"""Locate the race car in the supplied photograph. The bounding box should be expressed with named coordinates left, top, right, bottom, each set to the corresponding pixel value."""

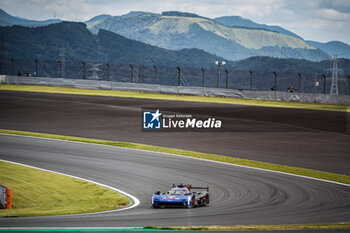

left=151, top=184, right=209, bottom=208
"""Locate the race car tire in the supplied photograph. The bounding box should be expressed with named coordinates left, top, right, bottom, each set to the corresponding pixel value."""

left=187, top=197, right=194, bottom=208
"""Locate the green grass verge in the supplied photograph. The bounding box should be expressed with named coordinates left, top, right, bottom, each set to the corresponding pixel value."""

left=0, top=161, right=130, bottom=217
left=1, top=129, right=350, bottom=187
left=144, top=222, right=350, bottom=231
left=0, top=84, right=348, bottom=112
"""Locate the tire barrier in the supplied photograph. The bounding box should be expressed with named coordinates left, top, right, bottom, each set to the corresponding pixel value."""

left=0, top=185, right=12, bottom=209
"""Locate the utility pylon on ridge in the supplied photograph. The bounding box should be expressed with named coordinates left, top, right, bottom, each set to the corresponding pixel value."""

left=330, top=55, right=339, bottom=95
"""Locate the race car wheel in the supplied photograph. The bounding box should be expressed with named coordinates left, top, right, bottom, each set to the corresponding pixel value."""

left=187, top=197, right=194, bottom=208
left=203, top=198, right=207, bottom=206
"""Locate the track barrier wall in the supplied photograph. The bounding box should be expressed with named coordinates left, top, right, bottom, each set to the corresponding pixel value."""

left=1, top=75, right=350, bottom=105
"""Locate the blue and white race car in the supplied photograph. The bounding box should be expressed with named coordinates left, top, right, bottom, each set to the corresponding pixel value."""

left=152, top=184, right=209, bottom=208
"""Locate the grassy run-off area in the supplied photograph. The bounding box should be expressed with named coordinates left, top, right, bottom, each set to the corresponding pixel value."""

left=0, top=161, right=130, bottom=217
left=0, top=84, right=348, bottom=112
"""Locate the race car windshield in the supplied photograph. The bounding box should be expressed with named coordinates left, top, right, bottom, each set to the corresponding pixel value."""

left=168, top=189, right=188, bottom=195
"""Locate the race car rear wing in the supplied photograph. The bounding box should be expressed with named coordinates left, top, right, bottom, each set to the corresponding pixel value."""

left=187, top=185, right=209, bottom=192
left=173, top=184, right=209, bottom=191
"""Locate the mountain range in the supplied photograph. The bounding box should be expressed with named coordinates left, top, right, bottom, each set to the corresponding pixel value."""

left=0, top=9, right=61, bottom=27
left=82, top=11, right=350, bottom=61
left=306, top=40, right=350, bottom=59
left=214, top=16, right=302, bottom=40
left=86, top=11, right=329, bottom=61
left=0, top=21, right=223, bottom=67
left=2, top=21, right=350, bottom=75
left=213, top=15, right=350, bottom=59
left=1, top=8, right=350, bottom=63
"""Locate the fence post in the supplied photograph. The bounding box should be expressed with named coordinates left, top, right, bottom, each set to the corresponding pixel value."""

left=322, top=74, right=326, bottom=94
left=217, top=63, right=221, bottom=88
left=82, top=62, right=86, bottom=80
left=249, top=70, right=253, bottom=90
left=130, top=64, right=133, bottom=82
left=225, top=69, right=228, bottom=89
left=106, top=63, right=110, bottom=81
left=201, top=68, right=204, bottom=87
left=297, top=73, right=301, bottom=93
left=177, top=66, right=181, bottom=86
left=34, top=60, right=38, bottom=77
left=154, top=65, right=158, bottom=84
left=273, top=72, right=277, bottom=91
left=11, top=58, right=14, bottom=76
left=57, top=61, right=62, bottom=78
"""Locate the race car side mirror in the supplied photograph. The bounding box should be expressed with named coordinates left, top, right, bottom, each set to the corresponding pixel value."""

left=155, top=191, right=161, bottom=195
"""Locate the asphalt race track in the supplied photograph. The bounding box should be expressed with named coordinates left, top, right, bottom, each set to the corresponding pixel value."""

left=0, top=90, right=350, bottom=231
left=1, top=134, right=350, bottom=228
left=0, top=91, right=349, bottom=175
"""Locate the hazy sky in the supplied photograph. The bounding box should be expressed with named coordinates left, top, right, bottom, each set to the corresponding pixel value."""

left=1, top=0, right=350, bottom=44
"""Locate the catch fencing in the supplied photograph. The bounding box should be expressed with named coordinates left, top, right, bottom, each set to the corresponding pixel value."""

left=1, top=58, right=350, bottom=95
left=2, top=75, right=350, bottom=105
